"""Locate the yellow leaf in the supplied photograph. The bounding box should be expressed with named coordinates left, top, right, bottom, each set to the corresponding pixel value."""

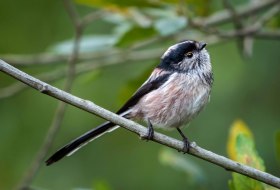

left=227, top=119, right=253, bottom=161
left=227, top=119, right=267, bottom=190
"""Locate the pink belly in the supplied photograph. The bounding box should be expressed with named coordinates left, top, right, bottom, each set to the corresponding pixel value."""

left=130, top=77, right=210, bottom=129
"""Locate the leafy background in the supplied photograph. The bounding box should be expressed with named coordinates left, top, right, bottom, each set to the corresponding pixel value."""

left=0, top=0, right=280, bottom=189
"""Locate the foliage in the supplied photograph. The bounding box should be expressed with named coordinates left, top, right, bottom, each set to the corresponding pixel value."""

left=227, top=120, right=278, bottom=190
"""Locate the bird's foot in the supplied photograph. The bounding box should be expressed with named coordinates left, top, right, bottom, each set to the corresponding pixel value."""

left=182, top=137, right=190, bottom=153
left=141, top=119, right=154, bottom=141
left=177, top=128, right=190, bottom=153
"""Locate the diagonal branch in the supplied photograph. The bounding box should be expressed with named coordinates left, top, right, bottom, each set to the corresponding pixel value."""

left=1, top=59, right=280, bottom=189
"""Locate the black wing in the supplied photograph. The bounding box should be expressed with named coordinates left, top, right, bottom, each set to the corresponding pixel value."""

left=117, top=72, right=171, bottom=114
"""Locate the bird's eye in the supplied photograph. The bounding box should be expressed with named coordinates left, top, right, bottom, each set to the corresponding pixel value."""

left=185, top=52, right=193, bottom=58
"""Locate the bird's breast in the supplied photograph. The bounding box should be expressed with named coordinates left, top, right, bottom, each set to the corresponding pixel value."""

left=130, top=73, right=211, bottom=129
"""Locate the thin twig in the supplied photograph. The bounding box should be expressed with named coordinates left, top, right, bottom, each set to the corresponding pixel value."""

left=0, top=33, right=223, bottom=100
left=255, top=30, right=280, bottom=39
left=135, top=0, right=280, bottom=50
left=253, top=4, right=280, bottom=29
left=223, top=0, right=243, bottom=29
left=0, top=48, right=162, bottom=99
left=0, top=50, right=121, bottom=66
left=223, top=0, right=248, bottom=57
left=193, top=0, right=279, bottom=27
left=1, top=59, right=280, bottom=189
left=15, top=0, right=82, bottom=189
left=0, top=53, right=68, bottom=66
left=190, top=3, right=280, bottom=40
left=81, top=10, right=106, bottom=27
left=2, top=0, right=279, bottom=67
left=64, top=0, right=81, bottom=28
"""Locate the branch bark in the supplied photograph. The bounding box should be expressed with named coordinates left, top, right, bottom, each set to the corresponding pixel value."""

left=1, top=59, right=280, bottom=189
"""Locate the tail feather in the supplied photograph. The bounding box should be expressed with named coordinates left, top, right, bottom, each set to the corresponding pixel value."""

left=45, top=121, right=117, bottom=166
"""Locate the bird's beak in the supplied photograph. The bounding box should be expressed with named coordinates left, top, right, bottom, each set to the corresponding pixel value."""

left=198, top=42, right=207, bottom=50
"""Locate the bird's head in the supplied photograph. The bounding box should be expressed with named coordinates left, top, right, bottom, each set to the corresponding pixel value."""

left=159, top=40, right=211, bottom=73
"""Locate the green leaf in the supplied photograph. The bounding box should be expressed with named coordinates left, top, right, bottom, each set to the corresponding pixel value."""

left=227, top=120, right=266, bottom=190
left=116, top=26, right=157, bottom=47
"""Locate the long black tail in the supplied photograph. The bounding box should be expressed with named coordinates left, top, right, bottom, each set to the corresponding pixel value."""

left=45, top=121, right=116, bottom=166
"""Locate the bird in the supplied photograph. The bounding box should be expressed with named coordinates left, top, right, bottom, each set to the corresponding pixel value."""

left=46, top=40, right=213, bottom=166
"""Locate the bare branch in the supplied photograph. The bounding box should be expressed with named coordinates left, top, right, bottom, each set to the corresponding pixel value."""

left=81, top=10, right=107, bottom=27
left=191, top=3, right=280, bottom=40
left=0, top=33, right=224, bottom=100
left=1, top=59, right=280, bottom=188
left=0, top=50, right=121, bottom=66
left=2, top=0, right=279, bottom=67
left=256, top=4, right=280, bottom=25
left=0, top=48, right=161, bottom=99
left=223, top=0, right=243, bottom=29
left=63, top=0, right=81, bottom=28
left=0, top=53, right=68, bottom=66
left=193, top=0, right=280, bottom=27
left=223, top=0, right=248, bottom=56
left=255, top=30, right=280, bottom=39
left=15, top=0, right=82, bottom=189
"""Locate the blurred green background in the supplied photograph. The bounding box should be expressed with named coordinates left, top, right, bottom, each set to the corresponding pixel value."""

left=0, top=0, right=280, bottom=189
